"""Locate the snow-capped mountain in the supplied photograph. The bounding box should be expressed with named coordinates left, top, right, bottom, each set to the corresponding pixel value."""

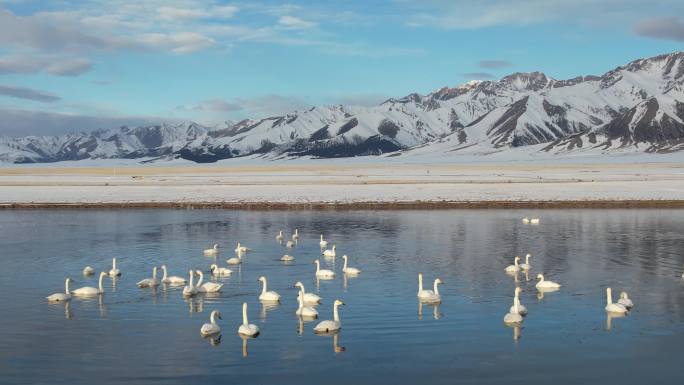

left=2, top=52, right=684, bottom=163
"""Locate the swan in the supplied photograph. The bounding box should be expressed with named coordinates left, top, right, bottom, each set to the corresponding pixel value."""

left=201, top=310, right=222, bottom=336
left=182, top=270, right=198, bottom=297
left=286, top=240, right=295, bottom=248
left=276, top=230, right=284, bottom=242
left=519, top=254, right=532, bottom=270
left=314, top=259, right=335, bottom=278
left=618, top=291, right=634, bottom=309
left=322, top=245, right=336, bottom=258
left=238, top=302, right=260, bottom=337
left=280, top=254, right=295, bottom=261
left=73, top=272, right=106, bottom=296
left=203, top=244, right=218, bottom=255
left=313, top=299, right=344, bottom=333
left=160, top=265, right=186, bottom=285
left=420, top=278, right=443, bottom=303
left=137, top=266, right=159, bottom=288
left=535, top=273, right=561, bottom=289
left=417, top=273, right=432, bottom=298
left=83, top=266, right=95, bottom=276
left=258, top=276, right=280, bottom=302
left=296, top=291, right=319, bottom=317
left=294, top=281, right=321, bottom=304
left=108, top=257, right=121, bottom=277
left=319, top=234, right=328, bottom=248
left=530, top=218, right=540, bottom=225
left=226, top=255, right=242, bottom=265
left=605, top=287, right=628, bottom=314
left=509, top=287, right=528, bottom=316
left=341, top=255, right=361, bottom=275
left=47, top=278, right=74, bottom=302
left=195, top=270, right=223, bottom=293
left=210, top=264, right=232, bottom=276
left=504, top=300, right=524, bottom=324
left=235, top=241, right=251, bottom=253
left=292, top=229, right=300, bottom=240
left=505, top=256, right=521, bottom=273
left=522, top=217, right=530, bottom=224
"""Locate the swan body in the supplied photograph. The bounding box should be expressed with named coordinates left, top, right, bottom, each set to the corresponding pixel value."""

left=296, top=291, right=319, bottom=317
left=286, top=240, right=295, bottom=248
left=160, top=265, right=186, bottom=285
left=238, top=302, right=260, bottom=337
left=314, top=259, right=335, bottom=278
left=280, top=254, right=295, bottom=261
left=137, top=266, right=159, bottom=288
left=201, top=310, right=222, bottom=336
left=196, top=270, right=223, bottom=293
left=519, top=254, right=532, bottom=270
left=47, top=278, right=73, bottom=302
left=605, top=287, right=628, bottom=314
left=419, top=277, right=443, bottom=303
left=294, top=281, right=321, bottom=304
left=319, top=234, right=328, bottom=248
left=210, top=264, right=232, bottom=276
left=504, top=301, right=524, bottom=324
left=73, top=272, right=106, bottom=296
left=204, top=244, right=218, bottom=255
left=108, top=257, right=121, bottom=277
left=342, top=255, right=361, bottom=275
left=235, top=241, right=251, bottom=253
left=535, top=273, right=561, bottom=289
left=509, top=287, right=527, bottom=316
left=292, top=229, right=300, bottom=240
left=417, top=273, right=437, bottom=300
left=83, top=266, right=95, bottom=276
left=276, top=230, right=284, bottom=242
left=226, top=255, right=242, bottom=265
left=522, top=217, right=530, bottom=224
left=530, top=218, right=540, bottom=225
left=182, top=270, right=198, bottom=297
left=505, top=256, right=521, bottom=273
left=314, top=299, right=344, bottom=333
left=322, top=245, right=336, bottom=258
left=258, top=276, right=280, bottom=301
left=618, top=291, right=634, bottom=309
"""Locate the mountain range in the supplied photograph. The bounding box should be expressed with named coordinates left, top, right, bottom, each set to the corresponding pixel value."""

left=2, top=52, right=684, bottom=163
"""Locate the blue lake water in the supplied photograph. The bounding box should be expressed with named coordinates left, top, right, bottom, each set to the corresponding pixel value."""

left=1, top=209, right=684, bottom=385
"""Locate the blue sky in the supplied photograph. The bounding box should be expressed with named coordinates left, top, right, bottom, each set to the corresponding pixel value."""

left=0, top=0, right=683, bottom=136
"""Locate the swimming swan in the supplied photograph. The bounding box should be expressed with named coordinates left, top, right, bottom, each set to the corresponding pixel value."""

left=322, top=245, right=336, bottom=258
left=296, top=291, right=319, bottom=318
left=530, top=218, right=540, bottom=225
left=605, top=287, right=628, bottom=314
left=137, top=266, right=159, bottom=288
left=238, top=302, right=260, bottom=337
left=314, top=259, right=335, bottom=278
left=235, top=241, right=251, bottom=253
left=314, top=299, right=344, bottom=333
left=108, top=257, right=121, bottom=276
left=276, top=230, right=284, bottom=242
left=280, top=254, right=295, bottom=261
left=505, top=256, right=521, bottom=273
left=294, top=281, right=321, bottom=304
left=292, top=229, right=300, bottom=240
left=182, top=270, right=198, bottom=297
left=509, top=287, right=528, bottom=316
left=195, top=270, right=223, bottom=293
left=161, top=265, right=187, bottom=285
left=226, top=255, right=242, bottom=265
left=73, top=272, right=106, bottom=296
left=535, top=273, right=561, bottom=289
left=519, top=254, right=532, bottom=270
left=522, top=217, right=530, bottom=224
left=201, top=310, right=222, bottom=336
left=618, top=291, right=634, bottom=309
left=286, top=240, right=295, bottom=248
left=203, top=244, right=218, bottom=255
left=83, top=266, right=95, bottom=276
left=417, top=273, right=440, bottom=300
left=47, top=278, right=74, bottom=302
left=420, top=278, right=443, bottom=303
left=504, top=300, right=524, bottom=324
left=341, top=255, right=361, bottom=275
left=258, top=276, right=280, bottom=302
left=210, top=264, right=232, bottom=276
left=319, top=234, right=328, bottom=248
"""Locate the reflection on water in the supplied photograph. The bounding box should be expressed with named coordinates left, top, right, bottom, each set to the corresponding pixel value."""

left=2, top=209, right=684, bottom=384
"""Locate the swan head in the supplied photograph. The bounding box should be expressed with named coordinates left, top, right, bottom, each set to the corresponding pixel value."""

left=525, top=253, right=531, bottom=258
left=99, top=271, right=107, bottom=278
left=313, top=259, right=320, bottom=265
left=213, top=244, right=218, bottom=249
left=514, top=256, right=520, bottom=262
left=619, top=291, right=629, bottom=299
left=210, top=264, right=218, bottom=271
left=258, top=276, right=266, bottom=283
left=434, top=278, right=443, bottom=285
left=212, top=310, right=223, bottom=320
left=342, top=255, right=348, bottom=260
left=294, top=281, right=303, bottom=289
left=515, top=286, right=522, bottom=295
left=536, top=273, right=544, bottom=280
left=334, top=299, right=345, bottom=306
left=161, top=264, right=167, bottom=270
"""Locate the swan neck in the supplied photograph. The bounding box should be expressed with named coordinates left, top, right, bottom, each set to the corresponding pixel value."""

left=513, top=300, right=519, bottom=314
left=210, top=311, right=217, bottom=324
left=98, top=273, right=104, bottom=292
left=112, top=258, right=116, bottom=269
left=152, top=266, right=157, bottom=280
left=418, top=274, right=423, bottom=291
left=162, top=266, right=167, bottom=280
left=299, top=283, right=306, bottom=294
left=433, top=280, right=440, bottom=295
left=343, top=257, right=348, bottom=269
left=315, top=260, right=320, bottom=272
left=189, top=271, right=194, bottom=288
left=606, top=288, right=612, bottom=305
left=297, top=292, right=303, bottom=310
left=65, top=278, right=70, bottom=294
left=261, top=278, right=267, bottom=294
left=333, top=302, right=340, bottom=322
left=196, top=271, right=203, bottom=287
left=242, top=303, right=248, bottom=325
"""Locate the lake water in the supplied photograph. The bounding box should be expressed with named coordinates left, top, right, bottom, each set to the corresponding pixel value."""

left=1, top=209, right=684, bottom=385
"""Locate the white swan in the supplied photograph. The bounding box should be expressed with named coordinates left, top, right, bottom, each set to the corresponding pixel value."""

left=160, top=265, right=186, bottom=285
left=618, top=291, right=634, bottom=309
left=73, top=272, right=106, bottom=296
left=294, top=281, right=321, bottom=304
left=226, top=255, right=242, bottom=265
left=182, top=270, right=198, bottom=297
left=210, top=264, right=232, bottom=276
left=83, top=266, right=95, bottom=276
left=280, top=254, right=295, bottom=261
left=319, top=234, right=328, bottom=248
left=108, top=257, right=121, bottom=276
left=137, top=266, right=159, bottom=288
left=314, top=259, right=335, bottom=278
left=509, top=287, right=528, bottom=316
left=504, top=300, right=524, bottom=324
left=417, top=273, right=438, bottom=299
left=296, top=291, right=319, bottom=317
left=286, top=240, right=295, bottom=248
left=238, top=302, right=260, bottom=337
left=196, top=270, right=223, bottom=293
left=201, top=310, right=222, bottom=336
left=292, top=229, right=300, bottom=240
left=535, top=273, right=561, bottom=289
left=530, top=218, right=540, bottom=225
left=47, top=278, right=73, bottom=302
left=505, top=256, right=521, bottom=273
left=322, top=245, right=336, bottom=258
left=519, top=254, right=532, bottom=270
left=276, top=230, right=284, bottom=242
left=605, top=287, right=628, bottom=314
left=235, top=241, right=251, bottom=253
left=314, top=299, right=344, bottom=333
left=342, top=255, right=361, bottom=275
left=420, top=278, right=443, bottom=303
left=522, top=217, right=530, bottom=224
left=203, top=244, right=218, bottom=255
left=258, top=276, right=280, bottom=302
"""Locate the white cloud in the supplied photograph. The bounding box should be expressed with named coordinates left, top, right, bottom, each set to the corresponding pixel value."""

left=0, top=84, right=60, bottom=102
left=45, top=58, right=93, bottom=76
left=157, top=5, right=238, bottom=21
left=278, top=15, right=317, bottom=29
left=139, top=32, right=215, bottom=54
left=634, top=17, right=684, bottom=41
left=0, top=55, right=93, bottom=76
